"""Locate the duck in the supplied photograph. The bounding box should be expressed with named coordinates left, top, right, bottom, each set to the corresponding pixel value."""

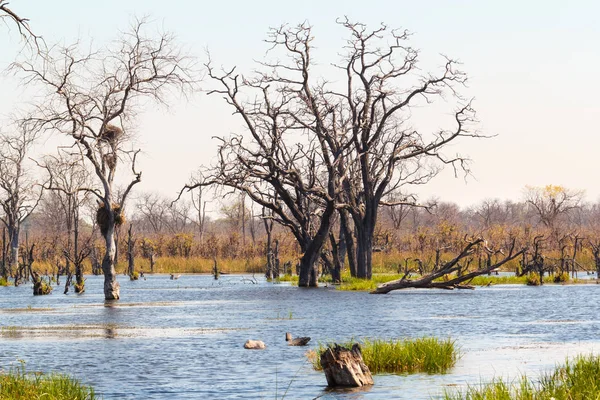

left=286, top=332, right=311, bottom=346
left=170, top=274, right=181, bottom=280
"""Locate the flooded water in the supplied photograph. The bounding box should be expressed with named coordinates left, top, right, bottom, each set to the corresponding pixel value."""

left=1, top=275, right=600, bottom=399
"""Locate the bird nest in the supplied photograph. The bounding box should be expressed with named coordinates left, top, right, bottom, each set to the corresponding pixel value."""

left=99, top=124, right=123, bottom=144
left=96, top=203, right=126, bottom=236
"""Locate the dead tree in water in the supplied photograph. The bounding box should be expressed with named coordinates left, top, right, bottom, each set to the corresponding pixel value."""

left=127, top=224, right=137, bottom=280
left=517, top=235, right=546, bottom=283
left=38, top=153, right=93, bottom=294
left=179, top=23, right=349, bottom=288
left=0, top=128, right=43, bottom=279
left=372, top=238, right=524, bottom=294
left=17, top=19, right=195, bottom=300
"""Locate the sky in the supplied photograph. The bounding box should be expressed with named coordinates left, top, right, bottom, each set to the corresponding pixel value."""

left=1, top=0, right=599, bottom=211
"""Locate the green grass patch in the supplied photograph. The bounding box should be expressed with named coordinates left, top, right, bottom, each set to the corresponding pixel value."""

left=307, top=337, right=458, bottom=374
left=0, top=277, right=11, bottom=287
left=0, top=364, right=97, bottom=399
left=443, top=353, right=600, bottom=400
left=275, top=274, right=299, bottom=284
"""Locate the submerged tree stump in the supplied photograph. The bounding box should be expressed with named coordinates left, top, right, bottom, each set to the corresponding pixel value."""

left=320, top=344, right=374, bottom=388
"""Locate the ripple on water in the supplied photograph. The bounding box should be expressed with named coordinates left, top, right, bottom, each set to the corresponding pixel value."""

left=1, top=275, right=600, bottom=399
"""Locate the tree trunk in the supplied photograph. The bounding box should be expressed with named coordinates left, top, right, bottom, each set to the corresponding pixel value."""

left=320, top=344, right=374, bottom=388
left=102, top=223, right=120, bottom=300
left=339, top=210, right=357, bottom=277
left=8, top=225, right=19, bottom=278
left=355, top=223, right=374, bottom=279
left=298, top=203, right=335, bottom=287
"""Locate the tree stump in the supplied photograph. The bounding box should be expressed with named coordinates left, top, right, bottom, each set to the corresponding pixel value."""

left=320, top=344, right=374, bottom=388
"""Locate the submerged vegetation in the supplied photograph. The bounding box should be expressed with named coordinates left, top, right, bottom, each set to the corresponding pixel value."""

left=443, top=354, right=600, bottom=400
left=0, top=365, right=97, bottom=399
left=307, top=337, right=458, bottom=374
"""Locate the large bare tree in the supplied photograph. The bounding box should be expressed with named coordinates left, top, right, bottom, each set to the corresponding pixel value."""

left=16, top=19, right=195, bottom=299
left=180, top=23, right=351, bottom=287
left=334, top=19, right=478, bottom=279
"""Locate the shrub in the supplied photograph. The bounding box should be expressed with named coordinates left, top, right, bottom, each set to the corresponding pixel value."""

left=0, top=276, right=10, bottom=287
left=526, top=272, right=541, bottom=286
left=553, top=271, right=570, bottom=283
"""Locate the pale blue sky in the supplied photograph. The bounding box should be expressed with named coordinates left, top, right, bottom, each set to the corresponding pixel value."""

left=1, top=1, right=599, bottom=208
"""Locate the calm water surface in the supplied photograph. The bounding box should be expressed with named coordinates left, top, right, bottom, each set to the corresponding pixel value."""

left=1, top=275, right=599, bottom=399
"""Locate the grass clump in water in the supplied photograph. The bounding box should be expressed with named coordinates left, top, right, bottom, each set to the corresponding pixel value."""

left=443, top=353, right=600, bottom=400
left=0, top=364, right=97, bottom=399
left=0, top=277, right=10, bottom=287
left=307, top=337, right=458, bottom=374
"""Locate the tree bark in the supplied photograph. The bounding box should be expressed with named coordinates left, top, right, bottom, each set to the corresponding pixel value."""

left=298, top=203, right=335, bottom=287
left=102, top=223, right=120, bottom=300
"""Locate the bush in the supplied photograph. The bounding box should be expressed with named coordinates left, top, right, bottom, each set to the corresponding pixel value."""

left=0, top=276, right=10, bottom=287
left=553, top=271, right=570, bottom=283
left=526, top=272, right=541, bottom=286
left=308, top=337, right=458, bottom=374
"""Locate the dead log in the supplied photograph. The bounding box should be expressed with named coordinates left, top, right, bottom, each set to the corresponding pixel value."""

left=372, top=238, right=525, bottom=294
left=320, top=344, right=373, bottom=388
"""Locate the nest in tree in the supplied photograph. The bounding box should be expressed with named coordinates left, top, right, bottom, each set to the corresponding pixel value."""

left=96, top=203, right=126, bottom=236
left=99, top=124, right=123, bottom=144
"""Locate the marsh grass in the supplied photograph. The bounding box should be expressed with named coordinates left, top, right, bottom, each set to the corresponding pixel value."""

left=308, top=337, right=458, bottom=374
left=0, top=364, right=97, bottom=399
left=443, top=354, right=600, bottom=400
left=0, top=277, right=10, bottom=286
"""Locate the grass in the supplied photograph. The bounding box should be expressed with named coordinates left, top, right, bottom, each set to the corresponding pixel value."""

left=0, top=364, right=97, bottom=399
left=443, top=353, right=600, bottom=400
left=0, top=277, right=10, bottom=286
left=307, top=337, right=458, bottom=374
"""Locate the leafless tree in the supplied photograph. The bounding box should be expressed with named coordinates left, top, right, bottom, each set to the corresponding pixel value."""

left=16, top=19, right=195, bottom=300
left=180, top=23, right=349, bottom=287
left=0, top=126, right=42, bottom=279
left=334, top=19, right=479, bottom=279
left=38, top=152, right=94, bottom=293
left=524, top=185, right=584, bottom=237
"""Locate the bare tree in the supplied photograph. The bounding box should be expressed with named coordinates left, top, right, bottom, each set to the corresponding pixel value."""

left=181, top=23, right=348, bottom=287
left=334, top=19, right=478, bottom=279
left=524, top=185, right=584, bottom=238
left=38, top=152, right=94, bottom=293
left=0, top=126, right=42, bottom=279
left=17, top=19, right=195, bottom=300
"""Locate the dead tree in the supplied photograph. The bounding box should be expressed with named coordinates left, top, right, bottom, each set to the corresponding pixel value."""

left=518, top=235, right=547, bottom=283
left=0, top=127, right=43, bottom=278
left=180, top=24, right=349, bottom=287
left=17, top=19, right=195, bottom=300
left=335, top=18, right=478, bottom=279
left=127, top=224, right=137, bottom=280
left=372, top=238, right=524, bottom=294
left=38, top=153, right=93, bottom=293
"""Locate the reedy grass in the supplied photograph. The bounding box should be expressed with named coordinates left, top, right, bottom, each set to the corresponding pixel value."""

left=443, top=353, right=600, bottom=400
left=0, top=364, right=97, bottom=399
left=307, top=337, right=458, bottom=374
left=0, top=277, right=10, bottom=286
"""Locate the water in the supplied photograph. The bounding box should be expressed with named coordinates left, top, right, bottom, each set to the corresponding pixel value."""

left=1, top=275, right=599, bottom=399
